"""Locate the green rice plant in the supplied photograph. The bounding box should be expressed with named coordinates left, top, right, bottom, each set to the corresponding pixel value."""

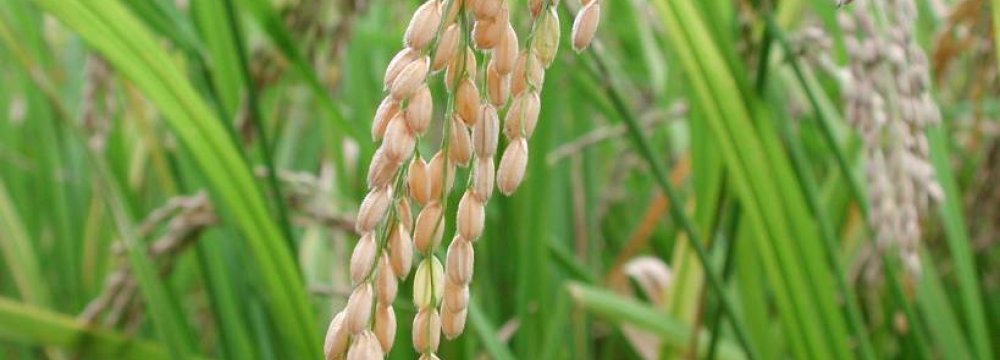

left=1, top=0, right=998, bottom=359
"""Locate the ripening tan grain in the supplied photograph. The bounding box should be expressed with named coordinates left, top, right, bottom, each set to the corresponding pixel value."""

left=440, top=307, right=468, bottom=340
left=444, top=0, right=462, bottom=24
left=349, top=232, right=377, bottom=284
left=324, top=311, right=348, bottom=359
left=473, top=104, right=499, bottom=156
left=494, top=24, right=519, bottom=75
left=534, top=8, right=560, bottom=67
left=367, top=147, right=402, bottom=189
left=428, top=151, right=455, bottom=199
left=529, top=0, right=544, bottom=17
left=472, top=0, right=502, bottom=19
left=408, top=156, right=431, bottom=205
left=457, top=191, right=485, bottom=240
left=405, top=0, right=442, bottom=50
left=372, top=97, right=399, bottom=141
left=572, top=2, right=600, bottom=52
left=449, top=118, right=473, bottom=165
left=504, top=91, right=541, bottom=139
left=446, top=47, right=477, bottom=92
left=446, top=236, right=475, bottom=284
left=467, top=0, right=482, bottom=14
left=432, top=24, right=460, bottom=71
left=373, top=304, right=396, bottom=352
left=512, top=51, right=544, bottom=95
left=471, top=157, right=495, bottom=202
left=391, top=56, right=430, bottom=100
left=384, top=48, right=418, bottom=90
left=497, top=138, right=528, bottom=195
left=388, top=223, right=414, bottom=278
left=414, top=202, right=445, bottom=253
left=405, top=85, right=433, bottom=133
left=443, top=279, right=469, bottom=312
left=375, top=255, right=398, bottom=303
left=412, top=308, right=441, bottom=353
left=396, top=198, right=414, bottom=231
left=346, top=330, right=383, bottom=360
left=456, top=78, right=481, bottom=126
left=382, top=115, right=416, bottom=161
left=345, top=283, right=374, bottom=334
left=472, top=13, right=506, bottom=50
left=356, top=186, right=393, bottom=233
left=486, top=61, right=511, bottom=106
left=413, top=257, right=445, bottom=308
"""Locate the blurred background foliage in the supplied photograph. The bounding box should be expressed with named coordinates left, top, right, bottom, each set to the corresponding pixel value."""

left=1, top=0, right=999, bottom=359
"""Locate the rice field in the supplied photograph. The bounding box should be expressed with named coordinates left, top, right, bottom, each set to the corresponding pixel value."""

left=1, top=0, right=998, bottom=359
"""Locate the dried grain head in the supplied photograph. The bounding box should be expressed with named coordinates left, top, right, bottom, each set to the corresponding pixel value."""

left=493, top=24, right=519, bottom=75
left=471, top=156, right=495, bottom=202
left=414, top=201, right=445, bottom=252
left=367, top=147, right=403, bottom=189
left=346, top=330, right=383, bottom=360
left=372, top=97, right=399, bottom=141
left=456, top=78, right=481, bottom=126
left=443, top=279, right=470, bottom=312
left=376, top=255, right=399, bottom=303
left=474, top=104, right=500, bottom=157
left=486, top=61, right=511, bottom=106
left=472, top=9, right=508, bottom=50
left=382, top=115, right=417, bottom=160
left=345, top=283, right=374, bottom=334
left=449, top=117, right=474, bottom=166
left=412, top=308, right=442, bottom=353
left=389, top=223, right=414, bottom=278
left=324, top=311, right=349, bottom=359
left=391, top=56, right=430, bottom=100
left=444, top=0, right=463, bottom=24
left=446, top=235, right=475, bottom=284
left=512, top=50, right=544, bottom=96
left=504, top=91, right=541, bottom=139
left=432, top=24, right=461, bottom=71
left=356, top=186, right=393, bottom=233
left=529, top=0, right=544, bottom=18
left=472, top=0, right=503, bottom=19
left=405, top=0, right=443, bottom=50
left=349, top=232, right=377, bottom=284
left=397, top=197, right=414, bottom=231
left=405, top=85, right=433, bottom=133
left=456, top=191, right=485, bottom=240
left=428, top=151, right=456, bottom=199
left=571, top=2, right=601, bottom=52
left=446, top=47, right=478, bottom=92
left=373, top=304, right=397, bottom=353
left=440, top=306, right=468, bottom=340
left=408, top=156, right=431, bottom=205
left=497, top=138, right=528, bottom=195
left=384, top=48, right=418, bottom=90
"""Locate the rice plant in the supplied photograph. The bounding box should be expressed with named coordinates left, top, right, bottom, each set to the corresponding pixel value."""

left=1, top=0, right=998, bottom=359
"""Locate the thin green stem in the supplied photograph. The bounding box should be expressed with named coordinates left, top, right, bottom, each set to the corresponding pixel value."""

left=764, top=16, right=876, bottom=360
left=584, top=47, right=759, bottom=360
left=706, top=203, right=740, bottom=360
left=221, top=0, right=297, bottom=253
